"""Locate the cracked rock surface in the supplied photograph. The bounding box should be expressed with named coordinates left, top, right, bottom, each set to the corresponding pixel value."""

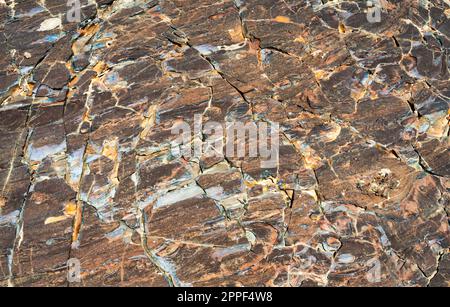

left=0, top=0, right=449, bottom=287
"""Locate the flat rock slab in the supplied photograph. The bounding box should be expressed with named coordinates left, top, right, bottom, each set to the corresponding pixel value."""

left=0, top=0, right=448, bottom=287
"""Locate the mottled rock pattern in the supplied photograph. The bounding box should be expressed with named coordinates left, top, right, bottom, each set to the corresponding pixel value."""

left=0, top=0, right=449, bottom=287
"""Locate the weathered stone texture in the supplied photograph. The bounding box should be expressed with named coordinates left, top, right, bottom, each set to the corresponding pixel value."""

left=0, top=0, right=448, bottom=287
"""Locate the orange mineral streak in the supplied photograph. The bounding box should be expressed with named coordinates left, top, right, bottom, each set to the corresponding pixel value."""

left=274, top=16, right=291, bottom=23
